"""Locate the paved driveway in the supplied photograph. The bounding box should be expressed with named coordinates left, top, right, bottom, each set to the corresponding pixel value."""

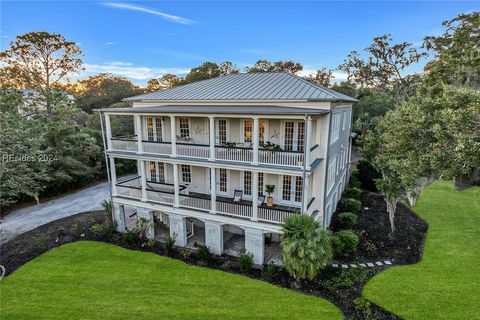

left=1, top=181, right=110, bottom=244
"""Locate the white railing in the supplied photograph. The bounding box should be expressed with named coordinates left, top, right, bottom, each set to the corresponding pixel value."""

left=143, top=141, right=171, bottom=155
left=116, top=185, right=142, bottom=199
left=146, top=190, right=174, bottom=205
left=258, top=207, right=298, bottom=223
left=111, top=139, right=137, bottom=152
left=216, top=200, right=253, bottom=219
left=259, top=149, right=304, bottom=167
left=179, top=194, right=211, bottom=211
left=177, top=143, right=210, bottom=159
left=215, top=146, right=253, bottom=163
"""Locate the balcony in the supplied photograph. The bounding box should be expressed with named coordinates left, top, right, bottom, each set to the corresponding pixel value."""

left=115, top=176, right=301, bottom=224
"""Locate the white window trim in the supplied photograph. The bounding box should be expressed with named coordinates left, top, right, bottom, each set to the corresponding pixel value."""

left=176, top=117, right=192, bottom=139
left=215, top=118, right=230, bottom=144
left=327, top=158, right=336, bottom=192
left=181, top=164, right=192, bottom=184
left=279, top=174, right=302, bottom=206
left=207, top=168, right=230, bottom=196
left=280, top=120, right=304, bottom=151
left=241, top=119, right=269, bottom=145
left=144, top=116, right=165, bottom=142
left=330, top=113, right=341, bottom=145
left=241, top=171, right=266, bottom=199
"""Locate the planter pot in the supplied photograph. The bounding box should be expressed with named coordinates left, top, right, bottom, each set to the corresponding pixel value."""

left=267, top=197, right=273, bottom=207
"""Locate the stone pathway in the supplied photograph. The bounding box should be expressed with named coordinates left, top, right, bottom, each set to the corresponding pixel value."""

left=331, top=260, right=393, bottom=269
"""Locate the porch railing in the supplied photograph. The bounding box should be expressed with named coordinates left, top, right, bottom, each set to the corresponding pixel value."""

left=179, top=194, right=211, bottom=211
left=177, top=143, right=210, bottom=159
left=142, top=141, right=171, bottom=155
left=259, top=149, right=304, bottom=167
left=215, top=146, right=253, bottom=163
left=116, top=185, right=142, bottom=199
left=216, top=200, right=253, bottom=219
left=258, top=206, right=299, bottom=223
left=146, top=190, right=174, bottom=205
left=111, top=138, right=137, bottom=152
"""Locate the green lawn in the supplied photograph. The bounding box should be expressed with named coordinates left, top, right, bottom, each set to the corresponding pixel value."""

left=0, top=241, right=342, bottom=320
left=363, top=181, right=480, bottom=320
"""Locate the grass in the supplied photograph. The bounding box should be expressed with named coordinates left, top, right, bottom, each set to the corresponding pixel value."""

left=363, top=181, right=480, bottom=320
left=0, top=241, right=342, bottom=320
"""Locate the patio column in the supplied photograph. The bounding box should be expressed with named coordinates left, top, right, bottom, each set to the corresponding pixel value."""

left=252, top=171, right=259, bottom=221
left=173, top=163, right=180, bottom=207
left=112, top=203, right=125, bottom=232
left=305, top=116, right=312, bottom=170
left=169, top=213, right=187, bottom=247
left=140, top=160, right=147, bottom=202
left=245, top=227, right=265, bottom=265
left=105, top=114, right=112, bottom=150
left=209, top=116, right=215, bottom=161
left=109, top=156, right=117, bottom=196
left=135, top=115, right=143, bottom=154
left=253, top=117, right=259, bottom=165
left=210, top=167, right=216, bottom=213
left=205, top=220, right=223, bottom=255
left=170, top=116, right=177, bottom=157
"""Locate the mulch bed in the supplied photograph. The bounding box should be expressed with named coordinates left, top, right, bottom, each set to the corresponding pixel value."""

left=1, top=191, right=428, bottom=320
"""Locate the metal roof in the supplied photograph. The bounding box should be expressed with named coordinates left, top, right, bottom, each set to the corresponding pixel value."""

left=96, top=105, right=330, bottom=115
left=124, top=72, right=357, bottom=102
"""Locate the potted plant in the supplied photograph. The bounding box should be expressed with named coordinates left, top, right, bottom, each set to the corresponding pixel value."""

left=265, top=184, right=275, bottom=207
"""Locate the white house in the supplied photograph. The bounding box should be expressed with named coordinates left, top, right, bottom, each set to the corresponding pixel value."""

left=97, top=72, right=355, bottom=264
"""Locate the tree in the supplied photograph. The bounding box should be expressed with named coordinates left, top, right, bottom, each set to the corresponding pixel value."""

left=424, top=12, right=480, bottom=89
left=281, top=214, right=332, bottom=280
left=146, top=73, right=182, bottom=92
left=245, top=60, right=303, bottom=74
left=375, top=174, right=402, bottom=233
left=218, top=61, right=239, bottom=76
left=68, top=73, right=141, bottom=112
left=339, top=34, right=426, bottom=97
left=304, top=67, right=335, bottom=87
left=0, top=32, right=83, bottom=122
left=183, top=62, right=221, bottom=84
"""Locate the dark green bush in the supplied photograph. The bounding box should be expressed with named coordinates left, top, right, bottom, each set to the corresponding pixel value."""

left=239, top=252, right=254, bottom=273
left=337, top=212, right=358, bottom=229
left=197, top=245, right=212, bottom=261
left=357, top=160, right=381, bottom=192
left=343, top=187, right=361, bottom=200
left=164, top=235, right=176, bottom=256
left=339, top=198, right=362, bottom=214
left=122, top=229, right=141, bottom=244
left=322, top=268, right=368, bottom=292
left=332, top=230, right=359, bottom=254
left=354, top=296, right=372, bottom=319
left=262, top=260, right=277, bottom=281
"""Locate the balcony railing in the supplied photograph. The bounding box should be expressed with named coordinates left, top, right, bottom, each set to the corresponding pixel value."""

left=110, top=138, right=312, bottom=167
left=216, top=199, right=253, bottom=219
left=258, top=206, right=298, bottom=223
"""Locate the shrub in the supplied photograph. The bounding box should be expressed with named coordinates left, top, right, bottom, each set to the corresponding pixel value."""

left=357, top=160, right=381, bottom=192
left=337, top=212, right=358, bottom=229
left=136, top=218, right=152, bottom=242
left=262, top=260, right=277, bottom=281
left=322, top=268, right=368, bottom=292
left=343, top=187, right=361, bottom=199
left=143, top=239, right=157, bottom=247
left=164, top=235, right=176, bottom=256
left=180, top=248, right=192, bottom=259
left=101, top=199, right=112, bottom=215
left=70, top=223, right=83, bottom=237
left=349, top=168, right=362, bottom=188
left=339, top=198, right=362, bottom=214
left=196, top=245, right=212, bottom=261
left=90, top=223, right=104, bottom=236
left=122, top=229, right=141, bottom=244
left=354, top=297, right=373, bottom=319
left=282, top=214, right=332, bottom=280
left=332, top=230, right=359, bottom=255
left=239, top=252, right=254, bottom=273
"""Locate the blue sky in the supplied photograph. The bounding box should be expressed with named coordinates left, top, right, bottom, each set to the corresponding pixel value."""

left=1, top=1, right=478, bottom=85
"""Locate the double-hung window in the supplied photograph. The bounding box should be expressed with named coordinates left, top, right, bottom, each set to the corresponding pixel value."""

left=243, top=171, right=265, bottom=197
left=178, top=118, right=190, bottom=139
left=181, top=165, right=191, bottom=183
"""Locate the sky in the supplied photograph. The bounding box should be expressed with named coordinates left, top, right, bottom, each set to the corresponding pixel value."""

left=1, top=1, right=478, bottom=86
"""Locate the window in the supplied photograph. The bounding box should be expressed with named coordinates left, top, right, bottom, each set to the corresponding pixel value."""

left=145, top=117, right=162, bottom=141
left=243, top=120, right=267, bottom=144
left=179, top=118, right=190, bottom=138
left=327, top=158, right=336, bottom=192
left=259, top=120, right=266, bottom=144
left=342, top=111, right=347, bottom=130
left=284, top=122, right=294, bottom=151
left=282, top=175, right=292, bottom=201
left=146, top=117, right=154, bottom=141
left=217, top=119, right=227, bottom=145
left=155, top=117, right=163, bottom=141
left=243, top=171, right=264, bottom=196
left=294, top=176, right=303, bottom=203
left=149, top=161, right=157, bottom=181
left=219, top=168, right=227, bottom=193
left=149, top=161, right=166, bottom=182
left=181, top=165, right=191, bottom=183
left=330, top=114, right=341, bottom=144
left=258, top=172, right=264, bottom=195
left=157, top=162, right=165, bottom=182
left=297, top=121, right=305, bottom=152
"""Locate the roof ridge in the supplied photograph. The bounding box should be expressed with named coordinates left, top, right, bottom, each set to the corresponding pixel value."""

left=288, top=73, right=337, bottom=99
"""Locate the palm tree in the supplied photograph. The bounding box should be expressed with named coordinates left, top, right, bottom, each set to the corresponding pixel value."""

left=281, top=214, right=332, bottom=280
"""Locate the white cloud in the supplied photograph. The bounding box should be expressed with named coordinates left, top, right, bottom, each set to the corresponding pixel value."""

left=297, top=68, right=348, bottom=82
left=101, top=2, right=198, bottom=25
left=104, top=41, right=117, bottom=46
left=80, top=61, right=190, bottom=80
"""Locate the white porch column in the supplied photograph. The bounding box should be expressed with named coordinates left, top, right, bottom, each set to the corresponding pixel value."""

left=170, top=116, right=177, bottom=157
left=205, top=220, right=223, bottom=255
left=209, top=116, right=215, bottom=161
left=137, top=208, right=154, bottom=239
left=253, top=117, right=259, bottom=165
left=305, top=116, right=313, bottom=170
left=252, top=171, right=259, bottom=221
left=210, top=167, right=216, bottom=213
left=135, top=115, right=143, bottom=154
left=109, top=157, right=117, bottom=196
left=105, top=114, right=112, bottom=150
left=169, top=213, right=187, bottom=247
left=112, top=202, right=125, bottom=232
left=173, top=163, right=180, bottom=207
left=245, top=227, right=265, bottom=265
left=139, top=160, right=147, bottom=202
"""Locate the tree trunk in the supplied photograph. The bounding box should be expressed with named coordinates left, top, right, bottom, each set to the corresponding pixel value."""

left=386, top=199, right=397, bottom=234
left=406, top=191, right=417, bottom=207
left=454, top=169, right=479, bottom=190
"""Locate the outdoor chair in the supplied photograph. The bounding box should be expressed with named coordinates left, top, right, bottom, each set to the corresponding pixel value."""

left=258, top=194, right=266, bottom=206
left=233, top=189, right=243, bottom=202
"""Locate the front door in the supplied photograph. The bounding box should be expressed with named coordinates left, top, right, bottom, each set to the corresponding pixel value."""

left=283, top=121, right=305, bottom=152
left=281, top=175, right=303, bottom=205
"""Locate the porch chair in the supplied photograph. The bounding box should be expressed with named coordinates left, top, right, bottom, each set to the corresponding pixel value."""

left=258, top=194, right=266, bottom=206
left=233, top=189, right=243, bottom=202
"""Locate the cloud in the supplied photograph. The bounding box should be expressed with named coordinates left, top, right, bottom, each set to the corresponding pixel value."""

left=297, top=68, right=348, bottom=82
left=104, top=41, right=117, bottom=46
left=101, top=2, right=198, bottom=25
left=79, top=61, right=190, bottom=80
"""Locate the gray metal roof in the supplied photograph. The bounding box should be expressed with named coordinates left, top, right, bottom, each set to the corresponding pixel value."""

left=97, top=105, right=329, bottom=115
left=125, top=72, right=357, bottom=102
